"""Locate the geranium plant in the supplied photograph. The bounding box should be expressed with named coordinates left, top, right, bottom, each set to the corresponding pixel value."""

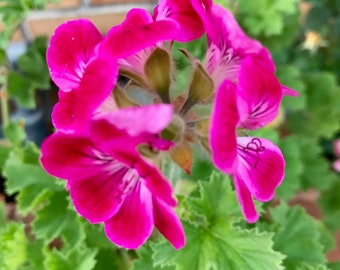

left=1, top=0, right=340, bottom=269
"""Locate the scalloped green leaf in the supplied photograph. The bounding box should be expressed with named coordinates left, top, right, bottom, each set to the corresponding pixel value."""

left=276, top=135, right=304, bottom=199
left=132, top=244, right=174, bottom=270
left=288, top=72, right=340, bottom=140
left=4, top=121, right=26, bottom=146
left=44, top=246, right=97, bottom=270
left=318, top=180, right=340, bottom=231
left=276, top=65, right=307, bottom=111
left=236, top=0, right=298, bottom=36
left=152, top=173, right=284, bottom=270
left=3, top=143, right=63, bottom=214
left=269, top=203, right=327, bottom=269
left=0, top=223, right=28, bottom=270
left=32, top=191, right=85, bottom=249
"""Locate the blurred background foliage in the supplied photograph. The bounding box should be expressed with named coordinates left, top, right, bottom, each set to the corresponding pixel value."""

left=0, top=0, right=340, bottom=269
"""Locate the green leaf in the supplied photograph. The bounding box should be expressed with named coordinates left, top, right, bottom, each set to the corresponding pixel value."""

left=7, top=72, right=36, bottom=109
left=329, top=262, right=340, bottom=270
left=276, top=65, right=307, bottom=111
left=276, top=135, right=304, bottom=199
left=92, top=249, right=120, bottom=270
left=84, top=222, right=115, bottom=250
left=318, top=180, right=340, bottom=231
left=133, top=244, right=174, bottom=270
left=16, top=185, right=52, bottom=214
left=3, top=150, right=61, bottom=195
left=269, top=203, right=327, bottom=268
left=4, top=121, right=27, bottom=145
left=153, top=173, right=285, bottom=270
left=0, top=223, right=28, bottom=270
left=298, top=137, right=337, bottom=191
left=44, top=246, right=97, bottom=270
left=0, top=143, right=11, bottom=170
left=17, top=239, right=45, bottom=270
left=32, top=191, right=86, bottom=248
left=236, top=0, right=299, bottom=36
left=288, top=72, right=340, bottom=140
left=17, top=44, right=51, bottom=90
left=0, top=200, right=5, bottom=227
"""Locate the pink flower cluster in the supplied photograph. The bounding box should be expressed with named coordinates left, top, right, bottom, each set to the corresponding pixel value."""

left=40, top=0, right=297, bottom=249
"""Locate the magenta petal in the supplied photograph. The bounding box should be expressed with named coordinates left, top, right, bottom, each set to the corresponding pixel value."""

left=97, top=104, right=173, bottom=137
left=47, top=19, right=103, bottom=91
left=104, top=181, right=154, bottom=249
left=154, top=0, right=204, bottom=42
left=282, top=85, right=299, bottom=97
left=40, top=132, right=100, bottom=180
left=237, top=137, right=285, bottom=202
left=192, top=2, right=274, bottom=70
left=67, top=168, right=127, bottom=223
left=237, top=56, right=282, bottom=130
left=209, top=80, right=239, bottom=173
left=52, top=57, right=118, bottom=134
left=153, top=198, right=185, bottom=249
left=333, top=159, right=340, bottom=172
left=99, top=8, right=179, bottom=59
left=91, top=118, right=177, bottom=207
left=135, top=159, right=177, bottom=207
left=233, top=175, right=258, bottom=223
left=67, top=163, right=141, bottom=223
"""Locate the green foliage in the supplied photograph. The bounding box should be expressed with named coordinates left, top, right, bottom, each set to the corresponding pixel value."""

left=267, top=203, right=328, bottom=269
left=0, top=200, right=5, bottom=227
left=288, top=72, right=340, bottom=140
left=4, top=121, right=26, bottom=146
left=7, top=36, right=50, bottom=109
left=237, top=0, right=298, bottom=36
left=277, top=65, right=307, bottom=111
left=44, top=246, right=98, bottom=270
left=32, top=191, right=85, bottom=248
left=133, top=245, right=174, bottom=270
left=151, top=173, right=285, bottom=270
left=275, top=135, right=304, bottom=199
left=3, top=143, right=63, bottom=215
left=0, top=0, right=57, bottom=49
left=318, top=180, right=340, bottom=231
left=0, top=0, right=340, bottom=269
left=0, top=223, right=28, bottom=270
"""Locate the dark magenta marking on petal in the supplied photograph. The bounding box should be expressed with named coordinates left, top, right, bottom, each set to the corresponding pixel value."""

left=238, top=138, right=265, bottom=168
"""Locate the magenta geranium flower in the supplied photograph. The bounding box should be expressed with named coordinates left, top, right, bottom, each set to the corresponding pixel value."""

left=101, top=8, right=180, bottom=88
left=98, top=8, right=179, bottom=60
left=209, top=57, right=285, bottom=223
left=48, top=10, right=180, bottom=134
left=153, top=0, right=204, bottom=42
left=41, top=104, right=185, bottom=249
left=47, top=19, right=118, bottom=134
left=191, top=0, right=298, bottom=97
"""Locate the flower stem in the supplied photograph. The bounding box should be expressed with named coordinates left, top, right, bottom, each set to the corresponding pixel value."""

left=118, top=249, right=130, bottom=270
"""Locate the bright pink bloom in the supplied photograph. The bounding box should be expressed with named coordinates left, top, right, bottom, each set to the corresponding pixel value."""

left=47, top=19, right=118, bottom=134
left=104, top=8, right=180, bottom=82
left=48, top=10, right=179, bottom=134
left=153, top=0, right=204, bottom=42
left=98, top=8, right=179, bottom=59
left=41, top=104, right=185, bottom=249
left=209, top=59, right=285, bottom=223
left=191, top=0, right=298, bottom=97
